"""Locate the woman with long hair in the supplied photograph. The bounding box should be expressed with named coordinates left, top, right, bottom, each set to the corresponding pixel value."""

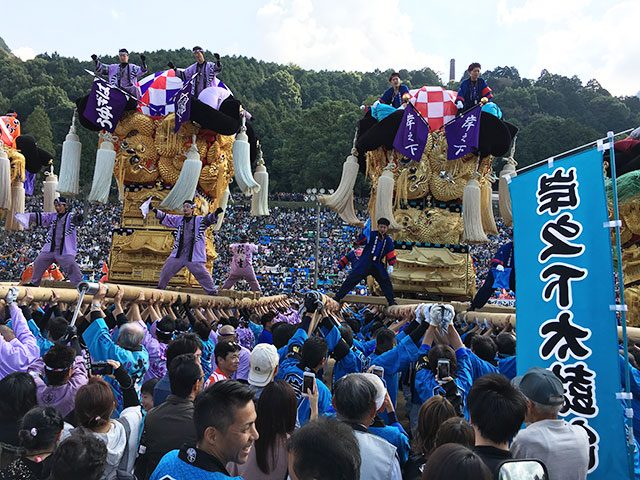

left=228, top=380, right=298, bottom=479
left=404, top=396, right=457, bottom=480
left=0, top=406, right=63, bottom=480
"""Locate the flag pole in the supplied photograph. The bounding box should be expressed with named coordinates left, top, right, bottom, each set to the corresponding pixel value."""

left=607, top=130, right=636, bottom=479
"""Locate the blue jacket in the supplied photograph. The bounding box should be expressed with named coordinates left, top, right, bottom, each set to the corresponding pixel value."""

left=414, top=345, right=474, bottom=418
left=150, top=447, right=241, bottom=480
left=83, top=318, right=149, bottom=411
left=368, top=332, right=419, bottom=407
left=278, top=329, right=333, bottom=424
left=492, top=242, right=514, bottom=269
left=498, top=355, right=517, bottom=380
left=456, top=77, right=493, bottom=109
left=380, top=85, right=410, bottom=108
left=467, top=349, right=499, bottom=380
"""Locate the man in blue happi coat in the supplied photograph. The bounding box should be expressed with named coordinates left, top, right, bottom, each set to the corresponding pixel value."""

left=470, top=241, right=515, bottom=311
left=334, top=217, right=398, bottom=306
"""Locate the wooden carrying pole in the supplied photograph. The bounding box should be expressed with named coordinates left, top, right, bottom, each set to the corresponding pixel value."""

left=386, top=303, right=640, bottom=343
left=0, top=283, right=287, bottom=309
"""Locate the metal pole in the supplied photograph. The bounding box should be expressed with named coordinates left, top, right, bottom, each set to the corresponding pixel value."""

left=607, top=131, right=635, bottom=479
left=314, top=202, right=320, bottom=289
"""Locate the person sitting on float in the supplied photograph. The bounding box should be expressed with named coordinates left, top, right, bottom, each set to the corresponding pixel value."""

left=168, top=46, right=223, bottom=98
left=456, top=62, right=493, bottom=111
left=380, top=72, right=410, bottom=109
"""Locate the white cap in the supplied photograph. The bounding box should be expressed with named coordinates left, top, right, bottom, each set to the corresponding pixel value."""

left=248, top=344, right=279, bottom=387
left=363, top=373, right=386, bottom=411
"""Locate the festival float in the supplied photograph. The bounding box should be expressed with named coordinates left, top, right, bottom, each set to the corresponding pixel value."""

left=604, top=130, right=640, bottom=326
left=320, top=87, right=517, bottom=301
left=50, top=64, right=269, bottom=289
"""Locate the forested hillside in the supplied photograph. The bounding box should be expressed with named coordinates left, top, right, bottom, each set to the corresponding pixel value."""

left=1, top=41, right=638, bottom=196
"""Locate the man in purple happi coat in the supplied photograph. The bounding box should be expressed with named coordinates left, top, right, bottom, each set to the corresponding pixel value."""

left=168, top=46, right=222, bottom=98
left=92, top=48, right=148, bottom=99
left=220, top=234, right=261, bottom=293
left=0, top=287, right=39, bottom=379
left=22, top=197, right=84, bottom=287
left=154, top=200, right=223, bottom=295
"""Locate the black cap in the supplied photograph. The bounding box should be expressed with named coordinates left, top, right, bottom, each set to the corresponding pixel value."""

left=377, top=217, right=390, bottom=226
left=512, top=367, right=564, bottom=406
left=119, top=48, right=129, bottom=54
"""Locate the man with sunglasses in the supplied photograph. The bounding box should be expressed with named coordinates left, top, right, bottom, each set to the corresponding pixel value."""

left=168, top=46, right=223, bottom=98
left=20, top=197, right=84, bottom=287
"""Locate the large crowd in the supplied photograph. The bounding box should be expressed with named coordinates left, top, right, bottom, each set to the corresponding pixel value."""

left=0, top=195, right=512, bottom=302
left=0, top=282, right=634, bottom=480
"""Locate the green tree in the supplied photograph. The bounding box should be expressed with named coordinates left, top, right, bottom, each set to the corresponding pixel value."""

left=262, top=70, right=303, bottom=110
left=23, top=105, right=55, bottom=153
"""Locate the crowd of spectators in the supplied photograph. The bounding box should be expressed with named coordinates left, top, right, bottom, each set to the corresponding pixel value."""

left=0, top=195, right=512, bottom=303
left=0, top=284, right=607, bottom=480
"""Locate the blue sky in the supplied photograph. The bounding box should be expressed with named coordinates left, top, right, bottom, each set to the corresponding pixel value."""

left=5, top=0, right=638, bottom=96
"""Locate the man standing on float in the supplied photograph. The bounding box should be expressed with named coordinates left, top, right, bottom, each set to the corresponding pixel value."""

left=169, top=46, right=222, bottom=98
left=153, top=200, right=222, bottom=295
left=334, top=217, right=398, bottom=306
left=92, top=48, right=148, bottom=99
left=21, top=197, right=84, bottom=287
left=220, top=234, right=262, bottom=293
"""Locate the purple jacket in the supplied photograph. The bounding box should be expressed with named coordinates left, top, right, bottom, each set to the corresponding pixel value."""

left=177, top=61, right=222, bottom=97
left=0, top=305, right=39, bottom=379
left=28, top=212, right=81, bottom=256
left=156, top=211, right=218, bottom=263
left=96, top=61, right=147, bottom=98
left=139, top=320, right=169, bottom=381
left=30, top=355, right=88, bottom=417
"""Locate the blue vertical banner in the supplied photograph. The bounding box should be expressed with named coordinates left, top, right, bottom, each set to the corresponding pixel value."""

left=509, top=148, right=628, bottom=479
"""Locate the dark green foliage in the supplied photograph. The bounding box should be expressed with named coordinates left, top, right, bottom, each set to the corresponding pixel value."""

left=0, top=37, right=638, bottom=194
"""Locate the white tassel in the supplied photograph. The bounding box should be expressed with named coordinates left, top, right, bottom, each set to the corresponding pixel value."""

left=463, top=176, right=489, bottom=244
left=338, top=190, right=363, bottom=226
left=161, top=135, right=203, bottom=210
left=43, top=167, right=59, bottom=212
left=0, top=149, right=12, bottom=210
left=213, top=187, right=231, bottom=231
left=57, top=111, right=82, bottom=195
left=319, top=135, right=360, bottom=214
left=374, top=166, right=403, bottom=230
left=6, top=181, right=25, bottom=231
left=88, top=134, right=116, bottom=204
left=481, top=179, right=498, bottom=235
left=499, top=140, right=517, bottom=227
left=232, top=117, right=260, bottom=196
left=250, top=150, right=270, bottom=216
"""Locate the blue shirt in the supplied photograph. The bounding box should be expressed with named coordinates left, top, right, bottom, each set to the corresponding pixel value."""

left=380, top=85, right=410, bottom=108
left=498, top=355, right=517, bottom=380
left=414, top=345, right=474, bottom=419
left=467, top=349, right=499, bottom=380
left=256, top=329, right=273, bottom=345
left=368, top=333, right=419, bottom=407
left=369, top=423, right=410, bottom=465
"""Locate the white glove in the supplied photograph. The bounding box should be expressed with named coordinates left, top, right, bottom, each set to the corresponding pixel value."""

left=496, top=264, right=505, bottom=272
left=5, top=286, right=19, bottom=305
left=456, top=101, right=464, bottom=110
left=387, top=265, right=394, bottom=275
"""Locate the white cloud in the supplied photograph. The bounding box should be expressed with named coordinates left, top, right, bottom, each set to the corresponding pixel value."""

left=255, top=0, right=448, bottom=79
left=528, top=1, right=640, bottom=96
left=11, top=47, right=36, bottom=61
left=497, top=0, right=591, bottom=25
